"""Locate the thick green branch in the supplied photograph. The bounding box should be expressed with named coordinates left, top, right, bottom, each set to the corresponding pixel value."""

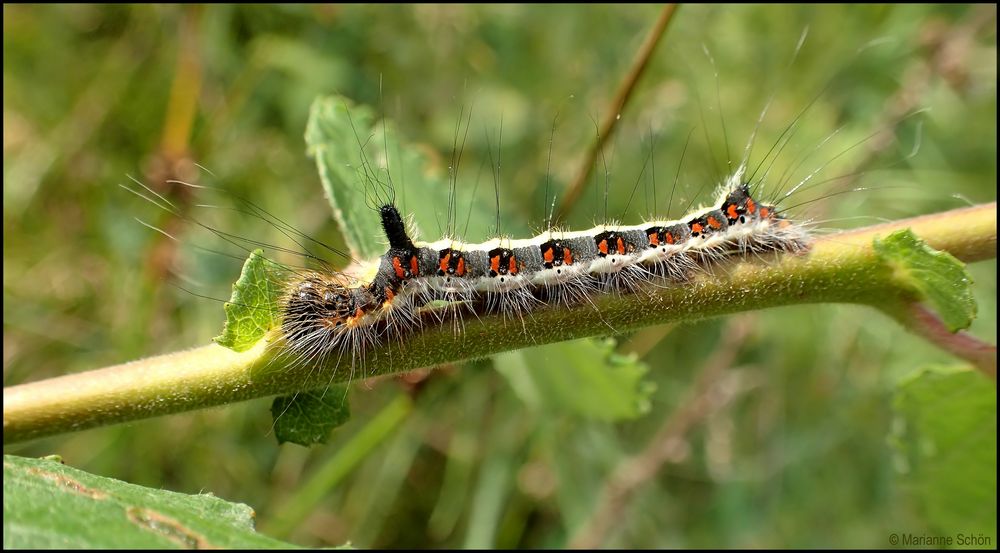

left=3, top=203, right=995, bottom=444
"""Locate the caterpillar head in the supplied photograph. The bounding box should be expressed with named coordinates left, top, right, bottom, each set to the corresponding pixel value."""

left=282, top=274, right=376, bottom=334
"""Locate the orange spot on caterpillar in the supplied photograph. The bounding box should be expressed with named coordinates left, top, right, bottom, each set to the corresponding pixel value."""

left=598, top=239, right=609, bottom=255
left=707, top=216, right=722, bottom=229
left=456, top=256, right=466, bottom=276
left=760, top=207, right=770, bottom=219
left=392, top=256, right=406, bottom=279
left=490, top=255, right=500, bottom=274
left=385, top=287, right=395, bottom=301
left=691, top=223, right=704, bottom=234
left=543, top=247, right=555, bottom=264
left=439, top=252, right=451, bottom=273
left=648, top=232, right=660, bottom=246
left=616, top=237, right=625, bottom=254
left=508, top=256, right=518, bottom=275
left=410, top=256, right=419, bottom=276
left=345, top=312, right=366, bottom=328
left=727, top=204, right=739, bottom=220
left=665, top=232, right=675, bottom=244
left=563, top=247, right=573, bottom=265
left=746, top=198, right=756, bottom=214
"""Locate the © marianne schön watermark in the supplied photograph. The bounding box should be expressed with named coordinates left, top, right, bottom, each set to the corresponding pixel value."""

left=888, top=532, right=993, bottom=547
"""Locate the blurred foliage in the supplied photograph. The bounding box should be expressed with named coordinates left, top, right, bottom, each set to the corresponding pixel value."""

left=891, top=366, right=996, bottom=542
left=3, top=4, right=996, bottom=548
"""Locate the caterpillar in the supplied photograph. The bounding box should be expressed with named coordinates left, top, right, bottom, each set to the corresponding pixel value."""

left=274, top=160, right=812, bottom=371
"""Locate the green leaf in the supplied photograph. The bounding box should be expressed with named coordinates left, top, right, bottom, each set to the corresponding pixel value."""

left=214, top=249, right=285, bottom=352
left=305, top=95, right=510, bottom=261
left=494, top=338, right=655, bottom=421
left=3, top=455, right=299, bottom=549
left=271, top=387, right=352, bottom=446
left=305, top=97, right=388, bottom=260
left=891, top=365, right=996, bottom=541
left=874, top=229, right=977, bottom=332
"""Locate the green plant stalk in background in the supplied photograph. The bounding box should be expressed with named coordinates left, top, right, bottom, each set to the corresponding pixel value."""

left=3, top=202, right=995, bottom=444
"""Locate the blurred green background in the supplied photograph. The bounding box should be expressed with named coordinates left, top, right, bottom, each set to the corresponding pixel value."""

left=3, top=4, right=996, bottom=548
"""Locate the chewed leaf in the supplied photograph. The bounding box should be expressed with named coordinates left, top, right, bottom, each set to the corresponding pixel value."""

left=215, top=249, right=284, bottom=352
left=271, top=388, right=352, bottom=447
left=3, top=454, right=300, bottom=548
left=873, top=229, right=977, bottom=332
left=494, top=338, right=655, bottom=421
left=891, top=365, right=996, bottom=541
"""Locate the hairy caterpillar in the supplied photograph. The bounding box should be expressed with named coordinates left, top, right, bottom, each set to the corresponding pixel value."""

left=276, top=166, right=810, bottom=371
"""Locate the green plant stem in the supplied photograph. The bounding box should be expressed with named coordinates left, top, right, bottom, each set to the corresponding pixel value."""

left=3, top=203, right=995, bottom=444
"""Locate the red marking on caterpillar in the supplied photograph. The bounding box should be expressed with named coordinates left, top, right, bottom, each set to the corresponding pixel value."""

left=392, top=256, right=407, bottom=279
